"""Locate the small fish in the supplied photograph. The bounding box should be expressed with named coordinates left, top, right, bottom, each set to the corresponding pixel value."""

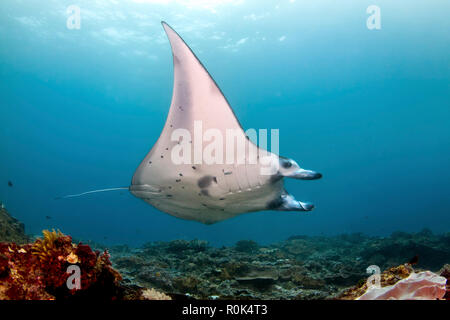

left=408, top=255, right=419, bottom=265
left=45, top=216, right=52, bottom=220
left=7, top=181, right=13, bottom=187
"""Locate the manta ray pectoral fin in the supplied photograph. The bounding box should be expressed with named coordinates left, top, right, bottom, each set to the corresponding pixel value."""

left=268, top=193, right=314, bottom=212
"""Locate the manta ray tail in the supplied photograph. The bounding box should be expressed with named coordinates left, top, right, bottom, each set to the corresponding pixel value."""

left=54, top=187, right=129, bottom=200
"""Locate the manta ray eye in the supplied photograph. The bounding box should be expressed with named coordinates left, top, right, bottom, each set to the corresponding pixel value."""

left=281, top=159, right=292, bottom=169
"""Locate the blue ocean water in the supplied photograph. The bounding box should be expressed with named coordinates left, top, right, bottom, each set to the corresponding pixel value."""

left=0, top=0, right=449, bottom=247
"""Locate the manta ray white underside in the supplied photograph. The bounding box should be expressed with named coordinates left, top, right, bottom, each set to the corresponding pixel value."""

left=129, top=22, right=322, bottom=224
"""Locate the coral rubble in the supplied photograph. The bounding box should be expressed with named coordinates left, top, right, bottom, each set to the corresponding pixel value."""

left=106, top=231, right=450, bottom=300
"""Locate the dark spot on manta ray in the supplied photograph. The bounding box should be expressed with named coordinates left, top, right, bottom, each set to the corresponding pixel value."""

left=166, top=195, right=173, bottom=198
left=168, top=186, right=172, bottom=189
left=192, top=166, right=196, bottom=170
left=179, top=173, right=183, bottom=176
left=198, top=175, right=214, bottom=188
left=161, top=155, right=164, bottom=158
left=173, top=54, right=180, bottom=65
left=267, top=196, right=284, bottom=210
left=149, top=161, right=152, bottom=164
left=213, top=177, right=218, bottom=183
left=166, top=147, right=169, bottom=150
left=176, top=179, right=181, bottom=182
left=219, top=198, right=225, bottom=200
left=224, top=171, right=232, bottom=175
left=200, top=189, right=209, bottom=196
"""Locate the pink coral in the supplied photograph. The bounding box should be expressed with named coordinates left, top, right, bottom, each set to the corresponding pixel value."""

left=358, top=271, right=447, bottom=300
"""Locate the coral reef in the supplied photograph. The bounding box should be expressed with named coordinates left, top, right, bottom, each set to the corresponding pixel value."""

left=0, top=207, right=28, bottom=244
left=0, top=229, right=124, bottom=300
left=234, top=240, right=259, bottom=253
left=338, top=264, right=447, bottom=300
left=361, top=229, right=450, bottom=270
left=358, top=270, right=446, bottom=300
left=337, top=264, right=413, bottom=299
left=1, top=209, right=448, bottom=300
left=106, top=230, right=450, bottom=300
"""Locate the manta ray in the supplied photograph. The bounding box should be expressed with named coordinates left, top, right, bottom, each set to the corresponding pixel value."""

left=60, top=22, right=322, bottom=224
left=128, top=22, right=322, bottom=224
